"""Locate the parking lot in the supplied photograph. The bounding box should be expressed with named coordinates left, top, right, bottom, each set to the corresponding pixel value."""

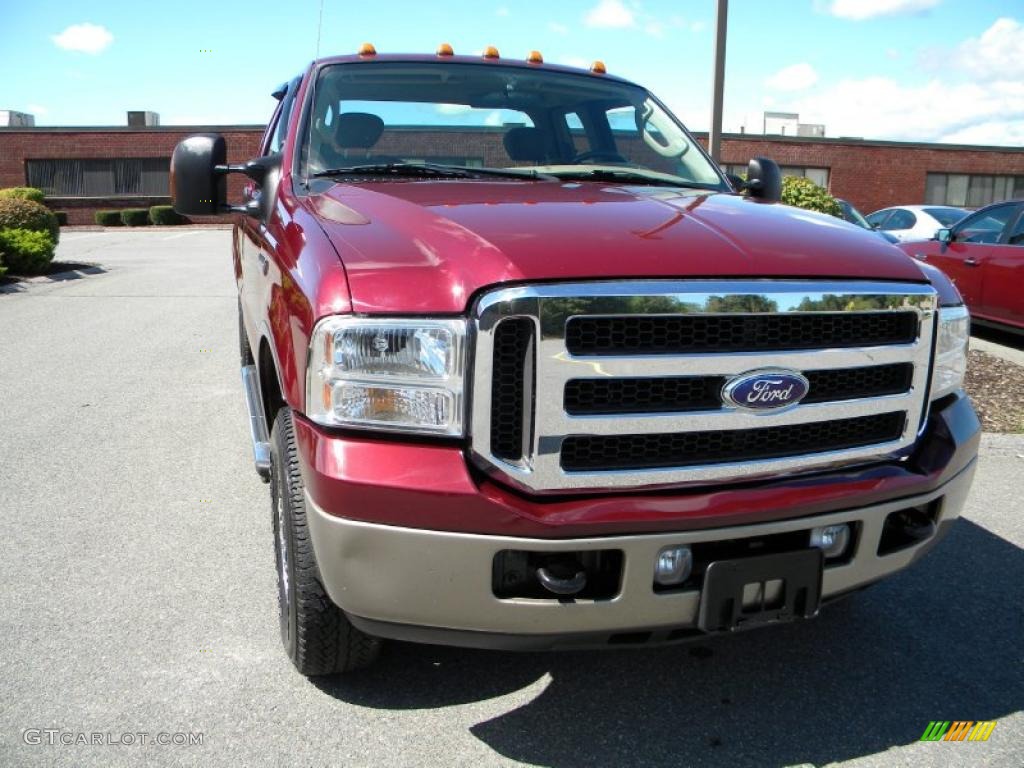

left=1, top=230, right=1022, bottom=767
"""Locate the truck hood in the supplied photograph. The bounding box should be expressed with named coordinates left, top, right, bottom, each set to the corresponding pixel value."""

left=310, top=180, right=927, bottom=314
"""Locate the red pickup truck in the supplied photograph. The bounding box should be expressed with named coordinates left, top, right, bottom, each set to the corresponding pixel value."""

left=172, top=48, right=979, bottom=676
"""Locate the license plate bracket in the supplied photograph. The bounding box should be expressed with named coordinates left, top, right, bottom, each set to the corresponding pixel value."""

left=697, top=549, right=824, bottom=632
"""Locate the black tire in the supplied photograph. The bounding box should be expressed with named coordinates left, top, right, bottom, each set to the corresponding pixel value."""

left=239, top=301, right=255, bottom=366
left=270, top=407, right=381, bottom=675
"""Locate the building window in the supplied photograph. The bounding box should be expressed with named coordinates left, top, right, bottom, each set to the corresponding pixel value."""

left=724, top=164, right=829, bottom=188
left=25, top=158, right=170, bottom=198
left=925, top=172, right=1023, bottom=208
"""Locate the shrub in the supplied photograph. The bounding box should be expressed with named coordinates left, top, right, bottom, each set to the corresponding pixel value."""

left=121, top=208, right=150, bottom=227
left=0, top=228, right=56, bottom=275
left=781, top=176, right=843, bottom=217
left=148, top=205, right=184, bottom=225
left=0, top=187, right=46, bottom=204
left=55, top=211, right=68, bottom=226
left=95, top=210, right=122, bottom=226
left=0, top=197, right=59, bottom=243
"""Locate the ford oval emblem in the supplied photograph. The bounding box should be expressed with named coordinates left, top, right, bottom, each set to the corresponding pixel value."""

left=722, top=369, right=810, bottom=412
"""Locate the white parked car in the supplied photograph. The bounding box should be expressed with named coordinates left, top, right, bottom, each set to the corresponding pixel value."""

left=865, top=205, right=968, bottom=242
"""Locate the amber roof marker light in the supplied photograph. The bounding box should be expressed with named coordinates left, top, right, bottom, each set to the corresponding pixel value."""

left=590, top=60, right=607, bottom=74
left=437, top=42, right=454, bottom=56
left=483, top=45, right=501, bottom=59
left=358, top=42, right=377, bottom=56
left=526, top=50, right=544, bottom=64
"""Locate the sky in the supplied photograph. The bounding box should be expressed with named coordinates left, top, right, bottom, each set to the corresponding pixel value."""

left=1, top=0, right=1022, bottom=146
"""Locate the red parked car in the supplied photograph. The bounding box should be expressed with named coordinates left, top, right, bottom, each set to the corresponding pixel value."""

left=171, top=48, right=978, bottom=676
left=900, top=200, right=1024, bottom=332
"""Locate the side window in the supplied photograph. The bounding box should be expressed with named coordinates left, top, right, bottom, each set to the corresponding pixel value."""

left=866, top=210, right=890, bottom=229
left=884, top=210, right=916, bottom=230
left=268, top=79, right=299, bottom=156
left=564, top=112, right=589, bottom=155
left=1007, top=208, right=1024, bottom=246
left=955, top=204, right=1016, bottom=244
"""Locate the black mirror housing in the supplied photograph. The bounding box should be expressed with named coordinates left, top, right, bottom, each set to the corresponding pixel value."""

left=745, top=157, right=782, bottom=203
left=171, top=134, right=227, bottom=216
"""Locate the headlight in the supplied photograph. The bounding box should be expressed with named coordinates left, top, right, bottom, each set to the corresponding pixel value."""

left=931, top=306, right=969, bottom=400
left=306, top=317, right=467, bottom=435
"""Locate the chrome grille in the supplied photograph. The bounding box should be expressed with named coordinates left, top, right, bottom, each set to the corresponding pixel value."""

left=471, top=281, right=937, bottom=493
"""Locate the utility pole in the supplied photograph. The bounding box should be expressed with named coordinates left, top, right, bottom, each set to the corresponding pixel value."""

left=709, top=0, right=728, bottom=162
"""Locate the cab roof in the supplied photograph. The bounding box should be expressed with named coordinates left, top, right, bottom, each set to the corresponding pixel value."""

left=308, top=52, right=636, bottom=86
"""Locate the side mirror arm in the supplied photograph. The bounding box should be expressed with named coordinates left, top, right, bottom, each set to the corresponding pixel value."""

left=215, top=155, right=281, bottom=218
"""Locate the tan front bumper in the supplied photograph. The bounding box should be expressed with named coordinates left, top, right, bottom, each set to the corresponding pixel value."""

left=307, top=461, right=975, bottom=643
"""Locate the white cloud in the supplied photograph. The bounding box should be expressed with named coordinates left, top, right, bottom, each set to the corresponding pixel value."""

left=27, top=104, right=48, bottom=115
left=52, top=23, right=114, bottom=54
left=435, top=103, right=472, bottom=115
left=548, top=21, right=569, bottom=35
left=941, top=121, right=1024, bottom=146
left=829, top=0, right=940, bottom=20
left=765, top=63, right=819, bottom=91
left=644, top=21, right=665, bottom=38
left=957, top=17, right=1024, bottom=81
left=790, top=76, right=1024, bottom=144
left=584, top=0, right=635, bottom=28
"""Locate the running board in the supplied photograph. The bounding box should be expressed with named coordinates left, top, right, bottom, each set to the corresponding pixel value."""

left=241, top=365, right=272, bottom=482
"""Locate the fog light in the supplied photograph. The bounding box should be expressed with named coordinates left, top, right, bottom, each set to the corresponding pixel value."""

left=654, top=545, right=693, bottom=586
left=810, top=524, right=851, bottom=559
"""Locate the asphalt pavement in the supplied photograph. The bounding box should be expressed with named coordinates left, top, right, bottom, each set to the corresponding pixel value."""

left=1, top=230, right=1022, bottom=768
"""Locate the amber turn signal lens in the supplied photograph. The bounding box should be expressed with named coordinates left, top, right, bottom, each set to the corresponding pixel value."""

left=590, top=60, right=607, bottom=74
left=483, top=45, right=500, bottom=59
left=526, top=50, right=543, bottom=64
left=358, top=42, right=377, bottom=56
left=437, top=42, right=454, bottom=56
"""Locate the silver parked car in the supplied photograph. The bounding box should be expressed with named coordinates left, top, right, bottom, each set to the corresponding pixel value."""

left=866, top=205, right=968, bottom=242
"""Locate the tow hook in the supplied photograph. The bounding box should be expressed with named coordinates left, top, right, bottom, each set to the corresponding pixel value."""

left=537, top=563, right=587, bottom=596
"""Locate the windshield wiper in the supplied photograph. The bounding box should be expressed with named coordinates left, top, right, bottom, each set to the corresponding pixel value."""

left=312, top=162, right=554, bottom=181
left=548, top=168, right=720, bottom=189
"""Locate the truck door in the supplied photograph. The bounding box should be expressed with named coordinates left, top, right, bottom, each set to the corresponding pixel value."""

left=930, top=203, right=1017, bottom=310
left=238, top=79, right=299, bottom=346
left=976, top=204, right=1024, bottom=328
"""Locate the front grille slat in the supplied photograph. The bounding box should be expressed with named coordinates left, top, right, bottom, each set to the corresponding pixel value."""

left=566, top=312, right=919, bottom=355
left=561, top=412, right=907, bottom=472
left=490, top=318, right=534, bottom=461
left=564, top=363, right=914, bottom=415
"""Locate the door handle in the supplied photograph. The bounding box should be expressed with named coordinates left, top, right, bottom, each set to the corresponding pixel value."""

left=963, top=257, right=979, bottom=267
left=257, top=251, right=270, bottom=275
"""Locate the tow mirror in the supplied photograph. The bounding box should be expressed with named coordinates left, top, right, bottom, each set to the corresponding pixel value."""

left=171, top=134, right=227, bottom=216
left=935, top=228, right=953, bottom=243
left=743, top=157, right=782, bottom=203
left=171, top=134, right=281, bottom=219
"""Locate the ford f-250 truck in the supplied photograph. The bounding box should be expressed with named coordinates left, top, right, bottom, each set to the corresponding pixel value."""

left=171, top=46, right=979, bottom=675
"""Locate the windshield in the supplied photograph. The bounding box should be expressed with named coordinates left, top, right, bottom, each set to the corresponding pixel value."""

left=924, top=207, right=968, bottom=227
left=839, top=200, right=870, bottom=229
left=300, top=61, right=727, bottom=189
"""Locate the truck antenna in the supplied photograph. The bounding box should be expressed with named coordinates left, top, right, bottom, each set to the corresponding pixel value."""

left=303, top=0, right=325, bottom=189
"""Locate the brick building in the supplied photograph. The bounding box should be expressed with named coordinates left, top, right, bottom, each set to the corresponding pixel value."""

left=1, top=123, right=1022, bottom=225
